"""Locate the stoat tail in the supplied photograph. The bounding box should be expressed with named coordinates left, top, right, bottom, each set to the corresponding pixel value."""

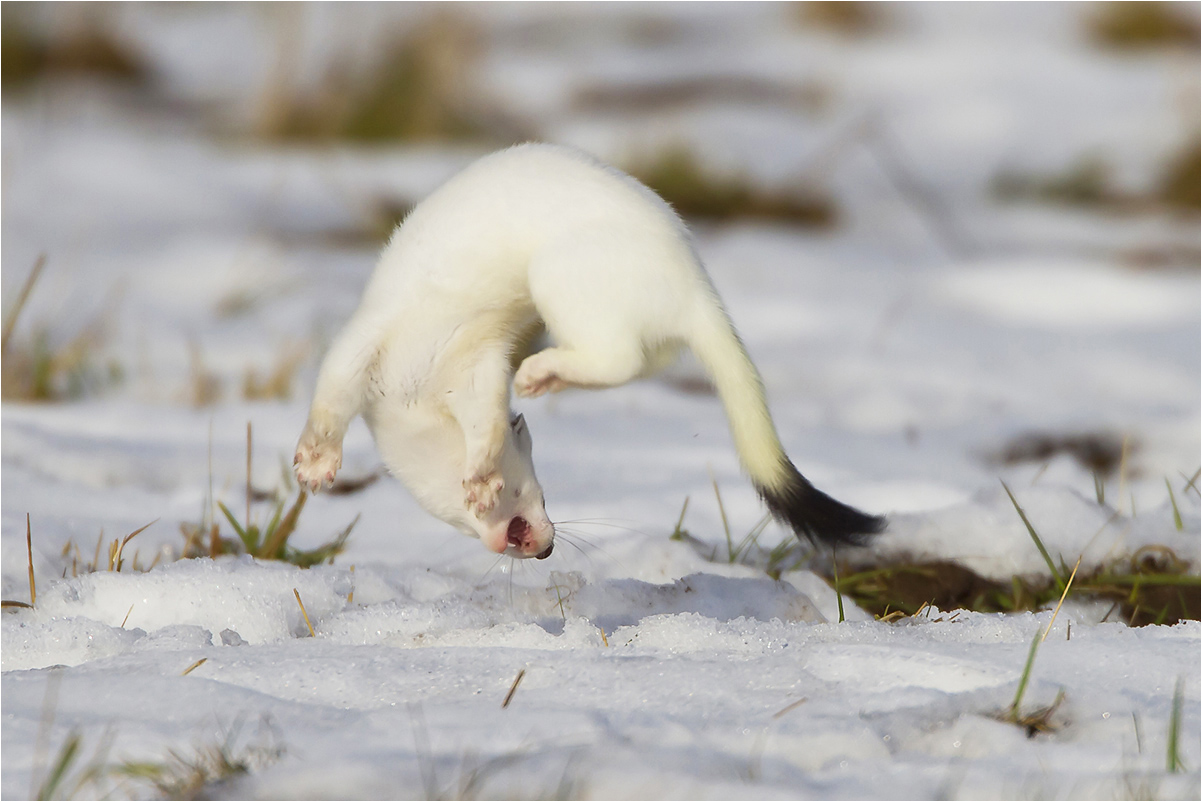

left=687, top=295, right=886, bottom=548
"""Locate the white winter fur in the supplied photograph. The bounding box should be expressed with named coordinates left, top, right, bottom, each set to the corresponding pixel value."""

left=295, top=143, right=791, bottom=558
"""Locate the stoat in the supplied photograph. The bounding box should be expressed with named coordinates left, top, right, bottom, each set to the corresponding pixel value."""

left=295, top=143, right=885, bottom=560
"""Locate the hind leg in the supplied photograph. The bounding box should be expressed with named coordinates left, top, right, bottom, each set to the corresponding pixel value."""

left=514, top=344, right=645, bottom=398
left=517, top=235, right=668, bottom=398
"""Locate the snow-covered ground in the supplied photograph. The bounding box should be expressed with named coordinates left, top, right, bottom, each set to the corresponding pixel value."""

left=2, top=4, right=1199, bottom=799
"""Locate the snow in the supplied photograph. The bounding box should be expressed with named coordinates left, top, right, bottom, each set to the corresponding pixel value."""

left=3, top=4, right=1199, bottom=799
left=3, top=557, right=1198, bottom=798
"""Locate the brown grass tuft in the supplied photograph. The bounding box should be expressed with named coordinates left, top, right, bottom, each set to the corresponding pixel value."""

left=628, top=145, right=838, bottom=226
left=257, top=13, right=523, bottom=146
left=1086, top=2, right=1200, bottom=51
left=1, top=5, right=149, bottom=91
left=241, top=342, right=309, bottom=402
left=793, top=2, right=892, bottom=37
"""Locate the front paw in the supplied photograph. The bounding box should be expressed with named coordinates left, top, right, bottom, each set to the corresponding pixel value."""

left=294, top=432, right=342, bottom=493
left=463, top=472, right=504, bottom=515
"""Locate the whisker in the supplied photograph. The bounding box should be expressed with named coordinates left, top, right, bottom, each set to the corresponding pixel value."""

left=553, top=518, right=655, bottom=537
left=555, top=534, right=593, bottom=558
left=508, top=557, right=519, bottom=606
left=551, top=527, right=628, bottom=573
left=551, top=526, right=600, bottom=548
left=545, top=531, right=596, bottom=569
left=477, top=553, right=509, bottom=586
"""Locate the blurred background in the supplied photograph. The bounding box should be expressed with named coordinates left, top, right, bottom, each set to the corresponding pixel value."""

left=1, top=2, right=1199, bottom=535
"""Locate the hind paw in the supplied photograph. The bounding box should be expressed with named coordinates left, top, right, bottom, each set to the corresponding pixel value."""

left=514, top=357, right=565, bottom=398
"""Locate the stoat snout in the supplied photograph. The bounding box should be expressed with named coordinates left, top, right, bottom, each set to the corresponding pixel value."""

left=504, top=515, right=554, bottom=559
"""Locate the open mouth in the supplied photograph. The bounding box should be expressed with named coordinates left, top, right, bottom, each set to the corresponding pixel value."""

left=506, top=516, right=553, bottom=559
left=506, top=516, right=530, bottom=549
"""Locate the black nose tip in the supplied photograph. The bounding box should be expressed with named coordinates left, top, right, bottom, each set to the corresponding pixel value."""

left=535, top=542, right=553, bottom=560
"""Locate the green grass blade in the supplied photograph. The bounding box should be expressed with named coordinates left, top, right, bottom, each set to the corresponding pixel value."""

left=263, top=497, right=286, bottom=541
left=216, top=502, right=251, bottom=549
left=1165, top=478, right=1183, bottom=532
left=37, top=731, right=81, bottom=801
left=287, top=513, right=358, bottom=568
left=1001, top=480, right=1065, bottom=591
left=1167, top=676, right=1184, bottom=772
left=711, top=477, right=733, bottom=561
left=259, top=491, right=307, bottom=559
left=1008, top=629, right=1042, bottom=722
left=766, top=535, right=806, bottom=579
left=833, top=550, right=845, bottom=623
left=1093, top=471, right=1105, bottom=505
left=669, top=496, right=689, bottom=541
left=731, top=514, right=772, bottom=563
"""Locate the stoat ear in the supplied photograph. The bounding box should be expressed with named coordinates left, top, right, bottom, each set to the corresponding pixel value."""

left=509, top=413, right=532, bottom=453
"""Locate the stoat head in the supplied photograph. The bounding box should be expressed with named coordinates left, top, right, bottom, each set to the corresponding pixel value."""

left=389, top=409, right=554, bottom=560
left=472, top=413, right=555, bottom=560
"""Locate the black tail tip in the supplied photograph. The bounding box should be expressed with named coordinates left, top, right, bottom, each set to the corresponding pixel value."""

left=760, top=465, right=886, bottom=549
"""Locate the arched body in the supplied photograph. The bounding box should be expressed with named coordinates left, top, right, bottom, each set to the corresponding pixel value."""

left=295, top=144, right=885, bottom=559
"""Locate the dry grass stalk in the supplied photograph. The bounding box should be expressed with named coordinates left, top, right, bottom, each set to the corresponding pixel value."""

left=1, top=254, right=46, bottom=355
left=186, top=342, right=222, bottom=408
left=293, top=588, right=316, bottom=637
left=1042, top=556, right=1083, bottom=641
left=110, top=520, right=156, bottom=572
left=181, top=658, right=208, bottom=676
left=772, top=697, right=808, bottom=719
left=241, top=343, right=308, bottom=401
left=27, top=513, right=37, bottom=606
left=502, top=669, right=525, bottom=709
